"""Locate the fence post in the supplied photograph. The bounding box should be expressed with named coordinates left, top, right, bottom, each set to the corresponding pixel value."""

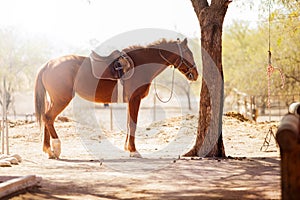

left=1, top=100, right=3, bottom=154
left=1, top=76, right=9, bottom=155
left=110, top=105, right=113, bottom=131
left=4, top=78, right=8, bottom=155
left=153, top=93, right=156, bottom=121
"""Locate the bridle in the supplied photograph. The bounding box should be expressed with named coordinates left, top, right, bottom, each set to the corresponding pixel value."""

left=158, top=41, right=197, bottom=80
left=154, top=40, right=197, bottom=103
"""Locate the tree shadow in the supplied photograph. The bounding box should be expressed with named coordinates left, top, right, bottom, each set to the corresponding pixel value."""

left=10, top=157, right=280, bottom=199
left=142, top=157, right=281, bottom=199
left=9, top=179, right=124, bottom=200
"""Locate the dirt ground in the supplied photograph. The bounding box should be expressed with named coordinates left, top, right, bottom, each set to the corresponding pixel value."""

left=1, top=112, right=281, bottom=200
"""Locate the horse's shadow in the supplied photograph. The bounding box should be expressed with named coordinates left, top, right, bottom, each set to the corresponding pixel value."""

left=57, top=158, right=101, bottom=163
left=57, top=157, right=178, bottom=173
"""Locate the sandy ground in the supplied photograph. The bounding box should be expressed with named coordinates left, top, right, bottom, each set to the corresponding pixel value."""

left=0, top=111, right=281, bottom=199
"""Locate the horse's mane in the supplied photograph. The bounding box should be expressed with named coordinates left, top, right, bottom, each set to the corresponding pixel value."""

left=123, top=39, right=177, bottom=52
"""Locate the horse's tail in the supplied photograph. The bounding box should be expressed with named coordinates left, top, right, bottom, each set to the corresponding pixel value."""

left=34, top=65, right=47, bottom=127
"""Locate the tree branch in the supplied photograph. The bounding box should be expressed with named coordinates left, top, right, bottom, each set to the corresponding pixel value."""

left=190, top=0, right=209, bottom=16
left=211, top=0, right=232, bottom=6
left=286, top=74, right=300, bottom=82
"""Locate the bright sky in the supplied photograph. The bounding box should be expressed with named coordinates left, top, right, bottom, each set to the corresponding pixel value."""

left=0, top=0, right=259, bottom=48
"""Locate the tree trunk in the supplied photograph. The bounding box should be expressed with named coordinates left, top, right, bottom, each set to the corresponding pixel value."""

left=184, top=0, right=231, bottom=157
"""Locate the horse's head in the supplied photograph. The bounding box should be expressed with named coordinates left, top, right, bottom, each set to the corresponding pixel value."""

left=159, top=38, right=198, bottom=81
left=173, top=38, right=199, bottom=81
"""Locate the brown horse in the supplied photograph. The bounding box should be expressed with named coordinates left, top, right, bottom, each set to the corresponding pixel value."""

left=34, top=38, right=198, bottom=159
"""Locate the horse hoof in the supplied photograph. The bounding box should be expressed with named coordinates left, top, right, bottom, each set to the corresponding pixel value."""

left=44, top=147, right=56, bottom=159
left=130, top=151, right=142, bottom=158
left=48, top=151, right=57, bottom=159
left=52, top=139, right=61, bottom=159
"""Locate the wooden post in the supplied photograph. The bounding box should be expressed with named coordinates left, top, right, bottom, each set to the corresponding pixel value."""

left=153, top=93, right=156, bottom=121
left=1, top=77, right=5, bottom=154
left=4, top=77, right=8, bottom=155
left=1, top=112, right=3, bottom=154
left=244, top=97, right=247, bottom=118
left=276, top=113, right=300, bottom=200
left=1, top=77, right=9, bottom=155
left=110, top=104, right=113, bottom=131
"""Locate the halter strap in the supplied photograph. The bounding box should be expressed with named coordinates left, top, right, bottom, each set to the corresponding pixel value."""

left=158, top=41, right=196, bottom=73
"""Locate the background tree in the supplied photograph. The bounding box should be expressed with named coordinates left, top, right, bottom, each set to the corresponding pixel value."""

left=223, top=0, right=299, bottom=106
left=0, top=27, right=51, bottom=91
left=0, top=27, right=51, bottom=113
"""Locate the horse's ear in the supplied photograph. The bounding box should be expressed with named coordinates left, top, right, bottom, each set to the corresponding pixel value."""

left=182, top=38, right=188, bottom=45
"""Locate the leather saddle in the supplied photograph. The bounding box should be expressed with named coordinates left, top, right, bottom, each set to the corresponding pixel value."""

left=90, top=50, right=134, bottom=80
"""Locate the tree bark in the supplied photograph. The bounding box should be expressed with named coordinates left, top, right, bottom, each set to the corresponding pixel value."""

left=184, top=0, right=231, bottom=157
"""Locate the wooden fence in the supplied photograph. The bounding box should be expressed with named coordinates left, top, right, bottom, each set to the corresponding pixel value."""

left=224, top=93, right=300, bottom=122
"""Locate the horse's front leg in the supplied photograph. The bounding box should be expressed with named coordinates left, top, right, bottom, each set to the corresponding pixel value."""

left=125, top=96, right=142, bottom=158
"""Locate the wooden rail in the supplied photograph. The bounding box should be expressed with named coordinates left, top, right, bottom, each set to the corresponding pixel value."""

left=0, top=175, right=42, bottom=198
left=276, top=103, right=300, bottom=200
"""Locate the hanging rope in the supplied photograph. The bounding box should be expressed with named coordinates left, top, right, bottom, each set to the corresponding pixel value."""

left=261, top=0, right=285, bottom=152
left=267, top=53, right=285, bottom=108
left=266, top=0, right=285, bottom=109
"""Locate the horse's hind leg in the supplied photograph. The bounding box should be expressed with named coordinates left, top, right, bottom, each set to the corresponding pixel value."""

left=42, top=101, right=56, bottom=158
left=43, top=126, right=55, bottom=158
left=44, top=99, right=71, bottom=159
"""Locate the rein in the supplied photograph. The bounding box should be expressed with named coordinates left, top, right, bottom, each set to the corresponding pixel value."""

left=154, top=67, right=176, bottom=103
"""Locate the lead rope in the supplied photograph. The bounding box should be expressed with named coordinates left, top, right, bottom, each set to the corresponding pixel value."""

left=154, top=67, right=176, bottom=103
